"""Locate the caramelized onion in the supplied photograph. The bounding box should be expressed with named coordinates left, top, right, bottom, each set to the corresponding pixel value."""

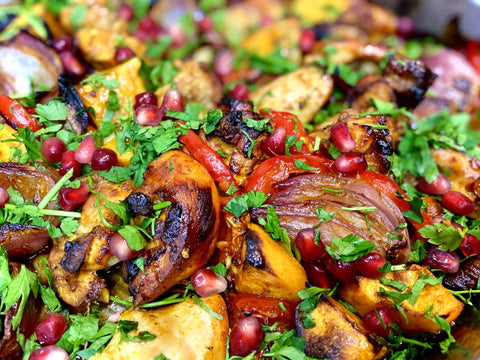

left=251, top=173, right=410, bottom=264
left=0, top=224, right=50, bottom=260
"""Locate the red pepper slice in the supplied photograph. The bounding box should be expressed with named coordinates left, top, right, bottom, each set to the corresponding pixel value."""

left=225, top=293, right=297, bottom=332
left=179, top=130, right=239, bottom=193
left=466, top=40, right=480, bottom=75
left=244, top=154, right=336, bottom=194
left=262, top=109, right=311, bottom=154
left=0, top=94, right=42, bottom=132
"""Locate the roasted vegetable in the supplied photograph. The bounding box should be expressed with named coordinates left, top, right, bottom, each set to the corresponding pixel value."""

left=296, top=295, right=388, bottom=360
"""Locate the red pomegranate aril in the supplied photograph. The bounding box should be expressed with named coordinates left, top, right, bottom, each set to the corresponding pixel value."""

left=0, top=187, right=8, bottom=208
left=134, top=92, right=158, bottom=110
left=109, top=232, right=138, bottom=261
left=363, top=306, right=401, bottom=338
left=114, top=47, right=136, bottom=63
left=356, top=252, right=386, bottom=279
left=59, top=51, right=85, bottom=76
left=416, top=173, right=451, bottom=195
left=396, top=16, right=415, bottom=38
left=460, top=233, right=480, bottom=257
left=229, top=316, right=264, bottom=357
left=214, top=49, right=234, bottom=78
left=442, top=190, right=475, bottom=216
left=323, top=253, right=357, bottom=283
left=57, top=183, right=90, bottom=211
left=300, top=29, right=316, bottom=53
left=197, top=15, right=213, bottom=33
left=264, top=126, right=286, bottom=155
left=51, top=35, right=73, bottom=53
left=118, top=3, right=134, bottom=21
left=422, top=246, right=459, bottom=273
left=41, top=137, right=67, bottom=163
left=138, top=16, right=157, bottom=32
left=295, top=228, right=325, bottom=262
left=60, top=150, right=82, bottom=179
left=330, top=122, right=356, bottom=153
left=29, top=345, right=69, bottom=360
left=91, top=148, right=118, bottom=171
left=75, top=135, right=97, bottom=164
left=191, top=268, right=227, bottom=297
left=304, top=261, right=336, bottom=289
left=35, top=313, right=67, bottom=345
left=230, top=83, right=249, bottom=100
left=168, top=24, right=187, bottom=47
left=160, top=89, right=185, bottom=113
left=335, top=152, right=367, bottom=174
left=135, top=105, right=163, bottom=126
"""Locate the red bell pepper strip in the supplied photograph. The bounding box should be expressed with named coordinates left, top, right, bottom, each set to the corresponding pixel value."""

left=261, top=109, right=311, bottom=154
left=179, top=130, right=239, bottom=194
left=0, top=94, right=42, bottom=132
left=244, top=154, right=336, bottom=194
left=465, top=40, right=480, bottom=75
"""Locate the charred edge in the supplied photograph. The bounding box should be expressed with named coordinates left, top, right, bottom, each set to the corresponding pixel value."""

left=58, top=74, right=89, bottom=135
left=126, top=192, right=153, bottom=216
left=60, top=236, right=90, bottom=273
left=213, top=109, right=265, bottom=148
left=162, top=202, right=183, bottom=246
left=196, top=187, right=215, bottom=243
left=245, top=229, right=264, bottom=268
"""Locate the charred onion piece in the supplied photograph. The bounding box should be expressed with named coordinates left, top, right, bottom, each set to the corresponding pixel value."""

left=251, top=173, right=410, bottom=264
left=0, top=31, right=62, bottom=96
left=126, top=151, right=220, bottom=305
left=0, top=224, right=50, bottom=260
left=58, top=75, right=89, bottom=135
left=443, top=255, right=480, bottom=291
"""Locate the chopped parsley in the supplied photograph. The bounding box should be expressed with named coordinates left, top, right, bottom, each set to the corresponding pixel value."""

left=325, top=234, right=376, bottom=263
left=223, top=190, right=268, bottom=218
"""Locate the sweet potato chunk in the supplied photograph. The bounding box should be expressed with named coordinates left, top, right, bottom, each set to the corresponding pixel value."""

left=90, top=294, right=229, bottom=360
left=337, top=264, right=464, bottom=334
left=296, top=295, right=388, bottom=360
left=234, top=223, right=307, bottom=302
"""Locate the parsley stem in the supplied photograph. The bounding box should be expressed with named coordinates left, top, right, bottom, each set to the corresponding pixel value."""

left=139, top=293, right=188, bottom=308
left=4, top=204, right=81, bottom=218
left=37, top=168, right=73, bottom=210
left=341, top=206, right=376, bottom=212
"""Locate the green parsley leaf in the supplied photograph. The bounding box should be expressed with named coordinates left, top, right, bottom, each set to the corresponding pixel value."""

left=418, top=223, right=463, bottom=251
left=223, top=190, right=267, bottom=218
left=118, top=320, right=156, bottom=344
left=35, top=100, right=68, bottom=123
left=408, top=240, right=428, bottom=263
left=134, top=257, right=146, bottom=274
left=118, top=225, right=148, bottom=251
left=408, top=273, right=441, bottom=306
left=244, top=117, right=271, bottom=132
left=380, top=276, right=407, bottom=292
left=293, top=159, right=314, bottom=171
left=258, top=206, right=293, bottom=256
left=192, top=294, right=223, bottom=320
left=326, top=234, right=376, bottom=263
left=211, top=263, right=227, bottom=277
left=202, top=109, right=223, bottom=134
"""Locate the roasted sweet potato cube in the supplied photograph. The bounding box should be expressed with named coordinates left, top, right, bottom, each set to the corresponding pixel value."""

left=337, top=264, right=464, bottom=334
left=296, top=295, right=388, bottom=360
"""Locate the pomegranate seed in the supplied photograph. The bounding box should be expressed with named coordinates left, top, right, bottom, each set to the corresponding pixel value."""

left=75, top=135, right=97, bottom=164
left=114, top=47, right=136, bottom=63
left=229, top=317, right=264, bottom=357
left=135, top=105, right=163, bottom=126
left=214, top=49, right=234, bottom=78
left=168, top=24, right=187, bottom=47
left=416, top=173, right=451, bottom=195
left=35, top=313, right=67, bottom=345
left=264, top=126, right=286, bottom=155
left=460, top=233, right=480, bottom=257
left=396, top=16, right=415, bottom=38
left=91, top=148, right=118, bottom=171
left=107, top=312, right=121, bottom=322
left=304, top=261, right=336, bottom=289
left=132, top=29, right=148, bottom=42
left=300, top=29, right=316, bottom=53
left=294, top=228, right=325, bottom=262
left=57, top=183, right=90, bottom=211
left=191, top=268, right=227, bottom=297
left=422, top=246, right=459, bottom=273
left=118, top=4, right=134, bottom=21
left=109, top=232, right=138, bottom=261
left=0, top=186, right=9, bottom=208
left=41, top=137, right=67, bottom=163
left=323, top=253, right=357, bottom=283
left=335, top=152, right=368, bottom=174
left=138, top=16, right=157, bottom=32
left=363, top=306, right=401, bottom=338
left=133, top=92, right=158, bottom=110
left=29, top=345, right=69, bottom=360
left=230, top=83, right=249, bottom=100
left=197, top=15, right=213, bottom=33
left=51, top=35, right=73, bottom=53
left=330, top=122, right=356, bottom=153
left=160, top=89, right=185, bottom=113
left=59, top=150, right=82, bottom=179
left=442, top=191, right=475, bottom=216
left=59, top=51, right=85, bottom=76
left=355, top=252, right=386, bottom=279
